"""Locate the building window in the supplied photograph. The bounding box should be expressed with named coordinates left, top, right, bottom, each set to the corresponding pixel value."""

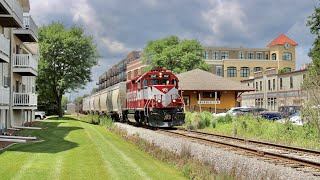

left=240, top=67, right=250, bottom=77
left=227, top=67, right=237, bottom=77
left=290, top=76, right=293, bottom=88
left=213, top=52, right=219, bottom=60
left=265, top=53, right=269, bottom=60
left=256, top=52, right=263, bottom=59
left=254, top=67, right=262, bottom=72
left=203, top=51, right=209, bottom=59
left=183, top=97, right=189, bottom=106
left=280, top=78, right=283, bottom=90
left=221, top=51, right=229, bottom=60
left=203, top=92, right=221, bottom=99
left=268, top=80, right=271, bottom=90
left=216, top=66, right=223, bottom=76
left=272, top=53, right=277, bottom=60
left=260, top=81, right=262, bottom=91
left=273, top=79, right=275, bottom=90
left=282, top=52, right=292, bottom=61
left=255, top=82, right=258, bottom=91
left=248, top=52, right=254, bottom=59
left=239, top=52, right=245, bottom=59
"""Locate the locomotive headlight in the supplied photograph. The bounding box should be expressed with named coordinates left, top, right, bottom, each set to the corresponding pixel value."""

left=157, top=99, right=161, bottom=103
left=173, top=99, right=176, bottom=103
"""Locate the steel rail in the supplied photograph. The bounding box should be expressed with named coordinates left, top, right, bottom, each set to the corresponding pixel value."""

left=177, top=128, right=320, bottom=155
left=161, top=129, right=320, bottom=171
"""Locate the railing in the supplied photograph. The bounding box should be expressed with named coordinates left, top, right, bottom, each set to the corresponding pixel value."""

left=13, top=54, right=38, bottom=71
left=23, top=15, right=38, bottom=37
left=4, top=0, right=24, bottom=23
left=0, top=34, right=10, bottom=57
left=13, top=93, right=37, bottom=106
left=0, top=87, right=9, bottom=105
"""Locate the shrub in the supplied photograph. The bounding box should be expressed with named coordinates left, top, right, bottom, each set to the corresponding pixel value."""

left=191, top=112, right=203, bottom=129
left=99, top=116, right=113, bottom=127
left=201, top=111, right=213, bottom=127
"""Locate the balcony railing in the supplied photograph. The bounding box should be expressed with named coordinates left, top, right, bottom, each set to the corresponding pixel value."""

left=23, top=15, right=38, bottom=37
left=13, top=54, right=38, bottom=71
left=0, top=34, right=10, bottom=58
left=0, top=87, right=9, bottom=105
left=13, top=93, right=37, bottom=106
left=3, top=0, right=24, bottom=22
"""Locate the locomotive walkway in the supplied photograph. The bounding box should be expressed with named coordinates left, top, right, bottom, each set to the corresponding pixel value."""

left=0, top=117, right=185, bottom=179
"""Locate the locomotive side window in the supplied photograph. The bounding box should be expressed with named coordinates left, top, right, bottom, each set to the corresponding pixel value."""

left=172, top=79, right=178, bottom=88
left=137, top=80, right=141, bottom=89
left=143, top=79, right=148, bottom=88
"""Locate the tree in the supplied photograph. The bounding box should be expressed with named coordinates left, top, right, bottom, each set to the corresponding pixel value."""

left=302, top=6, right=320, bottom=138
left=37, top=22, right=99, bottom=118
left=143, top=36, right=209, bottom=74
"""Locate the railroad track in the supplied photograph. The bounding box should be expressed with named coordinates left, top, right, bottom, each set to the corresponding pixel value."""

left=158, top=128, right=320, bottom=176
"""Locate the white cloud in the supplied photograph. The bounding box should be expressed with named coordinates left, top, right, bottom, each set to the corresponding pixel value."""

left=202, top=0, right=248, bottom=35
left=70, top=0, right=131, bottom=54
left=101, top=37, right=132, bottom=54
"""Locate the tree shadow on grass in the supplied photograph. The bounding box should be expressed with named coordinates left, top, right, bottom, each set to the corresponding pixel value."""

left=2, top=118, right=83, bottom=154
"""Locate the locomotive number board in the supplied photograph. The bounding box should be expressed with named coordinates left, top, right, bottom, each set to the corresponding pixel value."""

left=149, top=75, right=158, bottom=78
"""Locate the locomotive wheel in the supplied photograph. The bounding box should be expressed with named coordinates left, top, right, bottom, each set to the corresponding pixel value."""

left=140, top=111, right=149, bottom=126
left=134, top=111, right=142, bottom=124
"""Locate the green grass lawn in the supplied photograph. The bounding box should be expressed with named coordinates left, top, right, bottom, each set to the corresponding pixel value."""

left=0, top=117, right=185, bottom=180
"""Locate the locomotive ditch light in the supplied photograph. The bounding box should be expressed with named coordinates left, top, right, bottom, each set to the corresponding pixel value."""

left=157, top=99, right=161, bottom=103
left=173, top=99, right=176, bottom=103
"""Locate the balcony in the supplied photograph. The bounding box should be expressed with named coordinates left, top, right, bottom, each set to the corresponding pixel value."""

left=13, top=54, right=38, bottom=76
left=13, top=14, right=38, bottom=42
left=0, top=0, right=23, bottom=27
left=0, top=34, right=10, bottom=63
left=0, top=87, right=9, bottom=106
left=13, top=92, right=37, bottom=107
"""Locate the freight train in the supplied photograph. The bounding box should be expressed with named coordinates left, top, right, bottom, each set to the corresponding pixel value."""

left=83, top=67, right=185, bottom=127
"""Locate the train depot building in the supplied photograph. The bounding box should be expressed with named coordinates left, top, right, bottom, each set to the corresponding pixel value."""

left=176, top=69, right=254, bottom=113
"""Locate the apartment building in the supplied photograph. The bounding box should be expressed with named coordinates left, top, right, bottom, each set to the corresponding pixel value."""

left=97, top=51, right=141, bottom=91
left=204, top=34, right=297, bottom=82
left=240, top=68, right=307, bottom=111
left=0, top=0, right=38, bottom=131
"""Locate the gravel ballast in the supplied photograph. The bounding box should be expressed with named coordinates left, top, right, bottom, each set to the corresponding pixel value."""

left=115, top=123, right=319, bottom=180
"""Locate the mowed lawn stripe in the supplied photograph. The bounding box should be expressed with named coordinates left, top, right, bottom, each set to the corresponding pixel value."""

left=82, top=121, right=185, bottom=180
left=79, top=121, right=119, bottom=179
left=82, top=122, right=151, bottom=180
left=57, top=120, right=112, bottom=179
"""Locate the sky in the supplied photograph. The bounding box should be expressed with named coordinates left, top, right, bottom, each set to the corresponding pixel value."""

left=29, top=0, right=319, bottom=99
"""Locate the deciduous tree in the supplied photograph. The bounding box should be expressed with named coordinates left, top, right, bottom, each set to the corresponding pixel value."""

left=302, top=6, right=320, bottom=138
left=143, top=36, right=209, bottom=74
left=37, top=22, right=99, bottom=117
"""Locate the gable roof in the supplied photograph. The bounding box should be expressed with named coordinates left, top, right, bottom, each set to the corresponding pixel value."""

left=267, top=34, right=298, bottom=47
left=176, top=69, right=254, bottom=91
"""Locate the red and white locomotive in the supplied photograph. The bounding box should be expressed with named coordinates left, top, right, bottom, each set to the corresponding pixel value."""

left=83, top=67, right=185, bottom=127
left=123, top=67, right=185, bottom=127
